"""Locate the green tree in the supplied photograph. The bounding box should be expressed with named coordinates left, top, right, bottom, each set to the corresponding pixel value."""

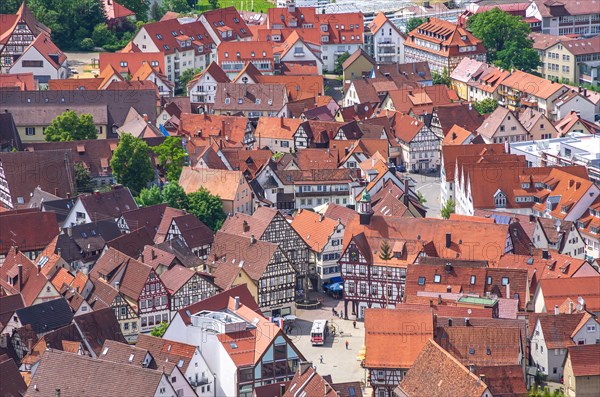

left=110, top=134, right=155, bottom=195
left=150, top=0, right=163, bottom=20
left=417, top=191, right=427, bottom=205
left=187, top=187, right=226, bottom=231
left=153, top=136, right=187, bottom=182
left=404, top=17, right=425, bottom=34
left=74, top=163, right=94, bottom=193
left=467, top=8, right=539, bottom=72
left=0, top=0, right=22, bottom=13
left=79, top=37, right=95, bottom=51
left=136, top=185, right=163, bottom=207
left=441, top=199, right=456, bottom=220
left=150, top=322, right=168, bottom=337
left=44, top=110, right=98, bottom=142
left=528, top=385, right=565, bottom=397
left=432, top=68, right=450, bottom=86
left=379, top=240, right=392, bottom=263
left=92, top=23, right=116, bottom=48
left=29, top=0, right=105, bottom=50
left=162, top=182, right=189, bottom=209
left=473, top=98, right=498, bottom=114
left=118, top=0, right=150, bottom=21
left=334, top=51, right=350, bottom=75
left=178, top=67, right=202, bottom=92
left=208, top=0, right=219, bottom=10
left=161, top=0, right=193, bottom=13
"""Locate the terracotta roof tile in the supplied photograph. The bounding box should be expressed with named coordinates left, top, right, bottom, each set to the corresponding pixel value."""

left=535, top=312, right=591, bottom=349
left=567, top=344, right=600, bottom=377
left=283, top=366, right=338, bottom=397
left=365, top=307, right=433, bottom=368
left=291, top=209, right=339, bottom=252
left=178, top=167, right=245, bottom=201
left=474, top=365, right=527, bottom=396
left=398, top=339, right=489, bottom=396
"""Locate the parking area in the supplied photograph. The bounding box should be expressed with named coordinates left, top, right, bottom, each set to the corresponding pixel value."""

left=290, top=293, right=369, bottom=392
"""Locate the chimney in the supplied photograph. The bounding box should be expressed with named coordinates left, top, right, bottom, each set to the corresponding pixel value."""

left=479, top=374, right=486, bottom=383
left=469, top=364, right=475, bottom=373
left=66, top=192, right=71, bottom=199
left=448, top=318, right=453, bottom=327
left=429, top=299, right=434, bottom=307
left=115, top=281, right=120, bottom=290
left=54, top=187, right=59, bottom=196
left=505, top=283, right=510, bottom=298
left=584, top=88, right=587, bottom=97
left=569, top=300, right=574, bottom=314
left=403, top=179, right=410, bottom=207
left=18, top=264, right=23, bottom=291
left=529, top=214, right=535, bottom=222
left=55, top=389, right=61, bottom=397
left=464, top=317, right=470, bottom=326
left=143, top=114, right=148, bottom=122
left=299, top=361, right=312, bottom=374
left=66, top=227, right=73, bottom=237
left=151, top=249, right=157, bottom=260
left=242, top=220, right=250, bottom=233
left=542, top=250, right=549, bottom=259
left=279, top=384, right=286, bottom=397
left=37, top=264, right=41, bottom=274
left=234, top=296, right=240, bottom=311
left=554, top=305, right=559, bottom=315
left=438, top=294, right=442, bottom=304
left=250, top=234, right=256, bottom=244
left=445, top=233, right=451, bottom=249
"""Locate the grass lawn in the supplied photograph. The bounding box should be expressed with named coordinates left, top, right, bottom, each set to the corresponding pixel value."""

left=196, top=0, right=274, bottom=13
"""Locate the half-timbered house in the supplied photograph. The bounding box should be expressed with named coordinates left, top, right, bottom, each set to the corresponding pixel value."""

left=159, top=264, right=219, bottom=317
left=211, top=232, right=297, bottom=317
left=340, top=194, right=515, bottom=319
left=390, top=112, right=441, bottom=173
left=163, top=214, right=214, bottom=260
left=88, top=277, right=139, bottom=342
left=220, top=207, right=311, bottom=295
left=90, top=248, right=170, bottom=335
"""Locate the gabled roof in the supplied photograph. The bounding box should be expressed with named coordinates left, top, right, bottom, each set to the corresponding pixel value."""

left=26, top=349, right=170, bottom=397
left=342, top=48, right=375, bottom=71
left=0, top=210, right=59, bottom=255
left=254, top=117, right=303, bottom=140
left=0, top=72, right=36, bottom=90
left=368, top=12, right=404, bottom=36
left=99, top=339, right=150, bottom=367
left=153, top=207, right=187, bottom=244
left=473, top=365, right=527, bottom=397
left=170, top=213, right=214, bottom=249
left=567, top=344, right=600, bottom=377
left=256, top=75, right=323, bottom=101
left=365, top=307, right=433, bottom=369
left=72, top=307, right=127, bottom=355
left=90, top=248, right=156, bottom=301
left=140, top=18, right=214, bottom=56
left=119, top=203, right=168, bottom=239
left=404, top=18, right=485, bottom=57
left=0, top=355, right=27, bottom=397
left=291, top=209, right=339, bottom=253
left=213, top=82, right=287, bottom=111
left=26, top=32, right=66, bottom=69
left=398, top=339, right=489, bottom=397
left=535, top=312, right=592, bottom=349
left=178, top=113, right=247, bottom=143
left=283, top=365, right=338, bottom=397
left=201, top=6, right=252, bottom=41
left=0, top=150, right=75, bottom=207
left=178, top=167, right=244, bottom=201
left=232, top=61, right=263, bottom=83
left=443, top=124, right=474, bottom=145
left=78, top=186, right=137, bottom=222
left=187, top=61, right=230, bottom=88
left=537, top=276, right=600, bottom=313
left=15, top=298, right=73, bottom=335
left=106, top=227, right=154, bottom=258
left=219, top=207, right=280, bottom=239
left=99, top=51, right=165, bottom=76
left=136, top=334, right=197, bottom=373
left=500, top=70, right=566, bottom=99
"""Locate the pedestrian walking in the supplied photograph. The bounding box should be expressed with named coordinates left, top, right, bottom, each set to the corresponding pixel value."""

left=353, top=320, right=356, bottom=329
left=319, top=355, right=324, bottom=364
left=332, top=307, right=335, bottom=316
left=345, top=340, right=349, bottom=350
left=340, top=310, right=343, bottom=319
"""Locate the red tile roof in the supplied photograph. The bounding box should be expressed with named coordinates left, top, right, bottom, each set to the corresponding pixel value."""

left=0, top=73, right=36, bottom=91
left=474, top=365, right=527, bottom=397
left=27, top=32, right=66, bottom=69
left=291, top=209, right=340, bottom=253
left=404, top=18, right=485, bottom=58
left=283, top=365, right=338, bottom=397
left=398, top=339, right=489, bottom=396
left=256, top=75, right=323, bottom=101
left=364, top=307, right=433, bottom=368
left=567, top=344, right=600, bottom=377
left=202, top=6, right=252, bottom=41
left=178, top=113, right=247, bottom=143
left=535, top=312, right=592, bottom=349
left=0, top=210, right=59, bottom=256
left=140, top=18, right=214, bottom=56
left=537, top=276, right=600, bottom=313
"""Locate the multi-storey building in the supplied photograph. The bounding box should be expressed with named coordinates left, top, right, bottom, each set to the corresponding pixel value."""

left=265, top=3, right=364, bottom=72
left=403, top=18, right=486, bottom=73
left=186, top=62, right=230, bottom=109
left=527, top=0, right=600, bottom=37
left=390, top=112, right=441, bottom=172
left=216, top=41, right=274, bottom=77
left=212, top=232, right=297, bottom=317
left=578, top=197, right=600, bottom=261
left=220, top=207, right=311, bottom=297
left=364, top=13, right=405, bottom=64
left=339, top=195, right=516, bottom=319
left=164, top=286, right=305, bottom=397
left=291, top=209, right=344, bottom=288
left=132, top=18, right=214, bottom=85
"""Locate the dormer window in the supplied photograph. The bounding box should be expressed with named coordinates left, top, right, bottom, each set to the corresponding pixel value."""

left=418, top=277, right=425, bottom=285
left=433, top=274, right=441, bottom=283
left=225, top=98, right=230, bottom=104
left=224, top=52, right=229, bottom=58
left=251, top=51, right=255, bottom=57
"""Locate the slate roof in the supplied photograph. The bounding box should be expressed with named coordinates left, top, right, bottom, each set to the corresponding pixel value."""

left=15, top=298, right=73, bottom=335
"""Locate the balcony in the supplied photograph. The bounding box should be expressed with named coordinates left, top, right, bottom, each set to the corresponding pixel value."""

left=293, top=51, right=305, bottom=57
left=377, top=41, right=395, bottom=47
left=189, top=377, right=209, bottom=387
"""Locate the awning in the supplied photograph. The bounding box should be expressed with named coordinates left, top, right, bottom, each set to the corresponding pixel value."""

left=329, top=276, right=343, bottom=284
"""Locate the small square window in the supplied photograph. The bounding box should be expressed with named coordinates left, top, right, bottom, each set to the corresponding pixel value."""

left=418, top=277, right=425, bottom=285
left=433, top=275, right=441, bottom=283
left=470, top=275, right=476, bottom=285
left=501, top=277, right=509, bottom=286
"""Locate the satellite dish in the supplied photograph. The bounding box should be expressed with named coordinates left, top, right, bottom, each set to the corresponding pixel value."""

left=467, top=309, right=472, bottom=315
left=578, top=296, right=585, bottom=305
left=576, top=304, right=583, bottom=312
